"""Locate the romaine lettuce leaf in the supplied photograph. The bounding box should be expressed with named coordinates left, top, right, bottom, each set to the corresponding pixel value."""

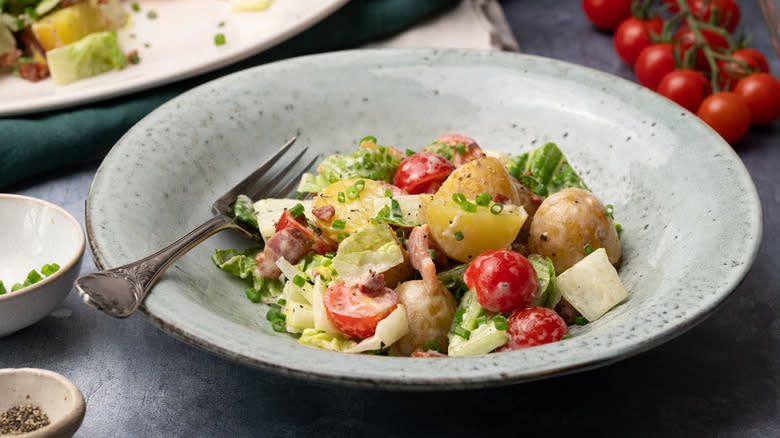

left=331, top=223, right=404, bottom=285
left=297, top=144, right=401, bottom=193
left=510, top=142, right=589, bottom=197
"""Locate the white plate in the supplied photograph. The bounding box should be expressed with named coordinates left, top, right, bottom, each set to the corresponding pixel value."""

left=0, top=0, right=349, bottom=117
left=84, top=49, right=763, bottom=390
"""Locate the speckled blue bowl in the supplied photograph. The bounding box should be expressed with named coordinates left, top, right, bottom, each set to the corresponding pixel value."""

left=84, top=49, right=762, bottom=390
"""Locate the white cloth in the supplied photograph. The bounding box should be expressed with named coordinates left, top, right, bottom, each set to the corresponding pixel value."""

left=362, top=0, right=521, bottom=51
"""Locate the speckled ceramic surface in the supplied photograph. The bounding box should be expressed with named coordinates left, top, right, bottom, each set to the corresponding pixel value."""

left=84, top=49, right=762, bottom=390
left=0, top=195, right=85, bottom=338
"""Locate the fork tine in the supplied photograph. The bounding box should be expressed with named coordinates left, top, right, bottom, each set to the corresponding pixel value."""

left=261, top=146, right=309, bottom=192
left=268, top=154, right=321, bottom=198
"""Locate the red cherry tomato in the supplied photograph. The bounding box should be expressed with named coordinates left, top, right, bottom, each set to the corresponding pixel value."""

left=696, top=91, right=751, bottom=144
left=502, top=307, right=569, bottom=350
left=323, top=280, right=399, bottom=339
left=656, top=69, right=711, bottom=113
left=634, top=43, right=677, bottom=90
left=393, top=151, right=455, bottom=195
left=463, top=249, right=539, bottom=314
left=613, top=16, right=664, bottom=66
left=675, top=26, right=730, bottom=71
left=689, top=0, right=740, bottom=33
left=275, top=209, right=335, bottom=255
left=734, top=73, right=780, bottom=126
left=581, top=0, right=633, bottom=31
left=717, top=48, right=771, bottom=90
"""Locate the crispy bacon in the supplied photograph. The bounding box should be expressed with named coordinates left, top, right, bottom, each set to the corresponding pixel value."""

left=255, top=227, right=312, bottom=278
left=18, top=62, right=48, bottom=82
left=358, top=270, right=386, bottom=295
left=0, top=49, right=21, bottom=68
left=406, top=225, right=439, bottom=293
left=311, top=205, right=335, bottom=222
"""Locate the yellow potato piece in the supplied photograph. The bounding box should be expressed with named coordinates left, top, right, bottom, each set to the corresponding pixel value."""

left=32, top=3, right=107, bottom=52
left=436, top=156, right=523, bottom=206
left=421, top=194, right=528, bottom=263
left=311, top=178, right=389, bottom=242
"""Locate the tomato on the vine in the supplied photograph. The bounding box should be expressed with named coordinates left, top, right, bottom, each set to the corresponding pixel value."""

left=689, top=0, right=740, bottom=33
left=717, top=49, right=771, bottom=90
left=675, top=26, right=730, bottom=71
left=581, top=0, right=633, bottom=31
left=613, top=16, right=665, bottom=66
left=734, top=73, right=780, bottom=126
left=696, top=91, right=751, bottom=144
left=323, top=280, right=399, bottom=339
left=635, top=43, right=677, bottom=90
left=501, top=307, right=569, bottom=350
left=656, top=69, right=711, bottom=113
left=463, top=249, right=538, bottom=314
left=393, top=151, right=455, bottom=195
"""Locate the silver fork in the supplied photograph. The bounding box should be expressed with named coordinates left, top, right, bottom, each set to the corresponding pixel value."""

left=75, top=136, right=318, bottom=318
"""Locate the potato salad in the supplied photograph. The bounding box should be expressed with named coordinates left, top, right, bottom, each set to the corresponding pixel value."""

left=212, top=134, right=627, bottom=357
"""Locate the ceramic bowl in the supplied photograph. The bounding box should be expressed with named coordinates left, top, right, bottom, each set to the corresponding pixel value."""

left=0, top=368, right=86, bottom=438
left=0, top=194, right=85, bottom=337
left=84, top=49, right=762, bottom=389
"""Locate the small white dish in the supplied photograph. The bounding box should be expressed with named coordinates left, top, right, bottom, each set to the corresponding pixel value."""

left=0, top=368, right=86, bottom=438
left=0, top=194, right=85, bottom=337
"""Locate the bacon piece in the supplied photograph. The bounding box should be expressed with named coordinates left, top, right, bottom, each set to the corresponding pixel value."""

left=358, top=270, right=386, bottom=295
left=412, top=349, right=448, bottom=358
left=18, top=62, right=49, bottom=82
left=0, top=49, right=21, bottom=68
left=405, top=225, right=439, bottom=294
left=311, top=205, right=335, bottom=222
left=255, top=226, right=312, bottom=278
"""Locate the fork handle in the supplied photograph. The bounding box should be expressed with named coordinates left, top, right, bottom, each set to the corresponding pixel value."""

left=75, top=215, right=240, bottom=318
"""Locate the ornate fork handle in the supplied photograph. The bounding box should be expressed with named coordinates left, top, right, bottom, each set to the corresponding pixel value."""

left=76, top=215, right=244, bottom=318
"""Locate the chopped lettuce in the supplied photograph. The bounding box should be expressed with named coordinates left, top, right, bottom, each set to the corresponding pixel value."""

left=297, top=143, right=402, bottom=193
left=234, top=194, right=259, bottom=230
left=331, top=223, right=404, bottom=286
left=46, top=30, right=126, bottom=86
left=447, top=290, right=508, bottom=356
left=211, top=247, right=283, bottom=303
left=299, top=329, right=357, bottom=351
left=510, top=142, right=589, bottom=197
left=528, top=254, right=557, bottom=308
left=298, top=305, right=409, bottom=354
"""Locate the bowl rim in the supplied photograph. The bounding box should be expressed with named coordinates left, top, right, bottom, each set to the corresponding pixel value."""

left=0, top=367, right=86, bottom=437
left=0, top=194, right=86, bottom=304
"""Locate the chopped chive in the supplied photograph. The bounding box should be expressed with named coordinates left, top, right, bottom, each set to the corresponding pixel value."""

left=324, top=252, right=337, bottom=259
left=41, top=263, right=60, bottom=276
left=131, top=2, right=140, bottom=11
left=475, top=315, right=487, bottom=326
left=605, top=204, right=614, bottom=219
left=405, top=149, right=415, bottom=156
left=384, top=189, right=393, bottom=197
left=490, top=203, right=504, bottom=215
left=616, top=223, right=623, bottom=236
left=277, top=298, right=287, bottom=305
left=584, top=244, right=594, bottom=255
left=453, top=326, right=471, bottom=340
left=337, top=191, right=346, bottom=203
left=475, top=192, right=491, bottom=206
left=461, top=201, right=477, bottom=213
left=429, top=249, right=436, bottom=260
left=128, top=52, right=140, bottom=64
left=423, top=340, right=440, bottom=352
left=337, top=232, right=350, bottom=241
left=455, top=308, right=465, bottom=323
left=218, top=21, right=225, bottom=27
left=214, top=33, right=225, bottom=45
left=453, top=230, right=464, bottom=241
left=331, top=219, right=346, bottom=229
left=454, top=143, right=466, bottom=155
left=360, top=135, right=377, bottom=144
left=493, top=315, right=508, bottom=330
left=561, top=334, right=572, bottom=340
left=292, top=275, right=306, bottom=288
left=289, top=203, right=304, bottom=218
left=452, top=193, right=467, bottom=205
left=295, top=192, right=305, bottom=200
left=574, top=316, right=589, bottom=325
left=147, top=10, right=157, bottom=19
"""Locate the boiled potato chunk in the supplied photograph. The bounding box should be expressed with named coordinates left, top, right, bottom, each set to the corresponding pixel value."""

left=311, top=178, right=389, bottom=242
left=436, top=156, right=523, bottom=205
left=32, top=2, right=107, bottom=52
left=556, top=248, right=627, bottom=321
left=528, top=187, right=621, bottom=273
left=421, top=194, right=528, bottom=263
left=390, top=280, right=456, bottom=356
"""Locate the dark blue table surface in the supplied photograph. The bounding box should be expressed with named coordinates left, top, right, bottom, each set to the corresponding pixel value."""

left=4, top=1, right=778, bottom=436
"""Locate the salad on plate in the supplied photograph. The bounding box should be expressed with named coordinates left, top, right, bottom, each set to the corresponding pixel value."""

left=212, top=134, right=627, bottom=357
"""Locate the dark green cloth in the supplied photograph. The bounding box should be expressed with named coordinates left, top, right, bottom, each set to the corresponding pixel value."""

left=1, top=0, right=458, bottom=189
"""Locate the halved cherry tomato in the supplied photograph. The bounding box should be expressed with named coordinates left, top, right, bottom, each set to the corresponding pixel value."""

left=323, top=280, right=399, bottom=339
left=675, top=26, right=730, bottom=71
left=464, top=249, right=539, bottom=314
left=696, top=91, right=750, bottom=144
left=501, top=307, right=569, bottom=350
left=275, top=209, right=335, bottom=255
left=614, top=16, right=664, bottom=66
left=635, top=43, right=677, bottom=90
left=656, top=69, right=711, bottom=113
left=581, top=0, right=633, bottom=31
left=734, top=73, right=780, bottom=126
left=393, top=151, right=455, bottom=195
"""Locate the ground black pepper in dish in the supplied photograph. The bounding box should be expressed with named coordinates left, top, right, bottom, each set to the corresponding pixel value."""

left=0, top=404, right=50, bottom=435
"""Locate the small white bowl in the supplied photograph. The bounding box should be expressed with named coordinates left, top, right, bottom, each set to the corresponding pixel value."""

left=0, top=194, right=85, bottom=337
left=0, top=368, right=86, bottom=438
